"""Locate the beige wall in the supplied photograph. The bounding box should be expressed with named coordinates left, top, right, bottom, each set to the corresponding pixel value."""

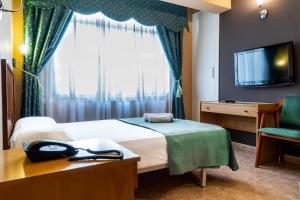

left=12, top=0, right=24, bottom=120
left=182, top=9, right=193, bottom=119
left=0, top=1, right=12, bottom=63
left=161, top=0, right=231, bottom=13
left=192, top=11, right=220, bottom=121
left=0, top=0, right=13, bottom=150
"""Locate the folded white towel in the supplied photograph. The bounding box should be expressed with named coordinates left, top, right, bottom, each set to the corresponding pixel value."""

left=144, top=113, right=174, bottom=123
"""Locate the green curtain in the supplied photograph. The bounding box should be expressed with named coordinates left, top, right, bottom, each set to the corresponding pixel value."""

left=157, top=25, right=185, bottom=119
left=22, top=0, right=187, bottom=117
left=22, top=3, right=73, bottom=117
left=26, top=0, right=187, bottom=32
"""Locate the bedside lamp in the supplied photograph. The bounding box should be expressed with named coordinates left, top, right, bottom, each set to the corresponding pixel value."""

left=12, top=44, right=28, bottom=66
left=257, top=0, right=268, bottom=19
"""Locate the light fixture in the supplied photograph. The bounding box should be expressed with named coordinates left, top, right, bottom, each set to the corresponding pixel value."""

left=12, top=43, right=42, bottom=91
left=0, top=0, right=23, bottom=20
left=12, top=43, right=27, bottom=67
left=256, top=0, right=264, bottom=6
left=19, top=44, right=28, bottom=55
left=256, top=0, right=268, bottom=19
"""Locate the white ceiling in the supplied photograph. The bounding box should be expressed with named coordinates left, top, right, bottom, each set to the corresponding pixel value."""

left=161, top=0, right=231, bottom=13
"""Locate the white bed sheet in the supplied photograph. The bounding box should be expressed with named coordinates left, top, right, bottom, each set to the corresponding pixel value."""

left=59, top=120, right=168, bottom=173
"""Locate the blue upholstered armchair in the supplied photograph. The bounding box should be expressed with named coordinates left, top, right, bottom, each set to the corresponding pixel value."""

left=255, top=96, right=300, bottom=167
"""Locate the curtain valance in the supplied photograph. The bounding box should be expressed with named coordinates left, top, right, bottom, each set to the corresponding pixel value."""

left=25, top=0, right=188, bottom=32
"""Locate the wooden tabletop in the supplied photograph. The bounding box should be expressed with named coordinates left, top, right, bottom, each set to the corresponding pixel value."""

left=201, top=101, right=276, bottom=105
left=0, top=138, right=140, bottom=183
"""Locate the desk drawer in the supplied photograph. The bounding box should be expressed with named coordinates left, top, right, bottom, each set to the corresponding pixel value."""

left=201, top=103, right=258, bottom=117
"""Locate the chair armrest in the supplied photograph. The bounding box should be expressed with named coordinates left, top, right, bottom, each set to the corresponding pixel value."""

left=259, top=97, right=284, bottom=115
left=259, top=98, right=284, bottom=128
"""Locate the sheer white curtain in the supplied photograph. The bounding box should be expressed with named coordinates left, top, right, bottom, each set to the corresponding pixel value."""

left=40, top=13, right=171, bottom=123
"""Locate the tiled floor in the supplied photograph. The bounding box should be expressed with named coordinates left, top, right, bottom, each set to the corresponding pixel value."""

left=136, top=146, right=300, bottom=200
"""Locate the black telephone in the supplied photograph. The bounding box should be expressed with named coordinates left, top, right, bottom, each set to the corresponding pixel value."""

left=23, top=140, right=124, bottom=162
left=23, top=140, right=78, bottom=162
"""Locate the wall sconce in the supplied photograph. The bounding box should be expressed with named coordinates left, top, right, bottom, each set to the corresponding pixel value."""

left=0, top=0, right=23, bottom=20
left=13, top=44, right=28, bottom=67
left=12, top=44, right=42, bottom=89
left=257, top=0, right=268, bottom=19
left=19, top=44, right=28, bottom=55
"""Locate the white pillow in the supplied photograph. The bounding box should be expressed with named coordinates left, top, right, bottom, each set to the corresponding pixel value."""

left=10, top=117, right=72, bottom=148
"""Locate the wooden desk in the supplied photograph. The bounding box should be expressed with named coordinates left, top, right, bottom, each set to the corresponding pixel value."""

left=0, top=139, right=140, bottom=200
left=200, top=101, right=277, bottom=133
left=200, top=101, right=278, bottom=163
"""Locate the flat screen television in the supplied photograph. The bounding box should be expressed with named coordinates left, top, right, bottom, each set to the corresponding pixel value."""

left=234, top=42, right=295, bottom=87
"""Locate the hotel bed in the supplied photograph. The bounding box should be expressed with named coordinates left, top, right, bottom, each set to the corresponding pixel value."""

left=10, top=118, right=168, bottom=174
left=1, top=59, right=238, bottom=187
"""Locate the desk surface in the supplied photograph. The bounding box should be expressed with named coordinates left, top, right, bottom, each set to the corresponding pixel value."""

left=200, top=101, right=277, bottom=133
left=0, top=139, right=140, bottom=183
left=201, top=101, right=276, bottom=105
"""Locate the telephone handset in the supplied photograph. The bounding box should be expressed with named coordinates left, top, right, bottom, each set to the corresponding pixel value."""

left=23, top=140, right=124, bottom=162
left=23, top=140, right=78, bottom=162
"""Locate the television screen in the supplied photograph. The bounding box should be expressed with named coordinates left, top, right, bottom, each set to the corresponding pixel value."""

left=234, top=42, right=294, bottom=87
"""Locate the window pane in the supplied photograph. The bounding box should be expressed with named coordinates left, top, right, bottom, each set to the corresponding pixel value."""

left=53, top=12, right=170, bottom=99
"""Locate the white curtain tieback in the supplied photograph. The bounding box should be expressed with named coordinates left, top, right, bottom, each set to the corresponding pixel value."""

left=175, top=76, right=183, bottom=98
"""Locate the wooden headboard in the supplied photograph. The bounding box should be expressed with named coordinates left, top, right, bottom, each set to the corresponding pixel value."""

left=1, top=59, right=16, bottom=150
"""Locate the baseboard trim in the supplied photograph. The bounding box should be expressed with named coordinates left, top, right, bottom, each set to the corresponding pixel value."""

left=232, top=142, right=255, bottom=153
left=232, top=142, right=300, bottom=165
left=284, top=154, right=300, bottom=165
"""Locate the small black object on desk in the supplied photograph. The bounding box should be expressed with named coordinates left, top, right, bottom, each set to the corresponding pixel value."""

left=225, top=100, right=236, bottom=103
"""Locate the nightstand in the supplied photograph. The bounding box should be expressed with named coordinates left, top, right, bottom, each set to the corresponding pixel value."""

left=0, top=138, right=140, bottom=200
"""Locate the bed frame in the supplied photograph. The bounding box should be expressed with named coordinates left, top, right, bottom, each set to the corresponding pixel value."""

left=0, top=58, right=207, bottom=186
left=1, top=59, right=16, bottom=150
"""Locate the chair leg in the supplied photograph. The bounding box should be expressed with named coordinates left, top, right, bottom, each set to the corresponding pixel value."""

left=260, top=113, right=266, bottom=129
left=255, top=132, right=263, bottom=168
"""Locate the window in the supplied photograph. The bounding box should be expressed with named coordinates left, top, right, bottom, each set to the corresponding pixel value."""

left=52, top=12, right=171, bottom=99
left=40, top=12, right=172, bottom=122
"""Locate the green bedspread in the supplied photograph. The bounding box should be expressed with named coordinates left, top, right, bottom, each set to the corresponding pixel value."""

left=120, top=118, right=239, bottom=175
